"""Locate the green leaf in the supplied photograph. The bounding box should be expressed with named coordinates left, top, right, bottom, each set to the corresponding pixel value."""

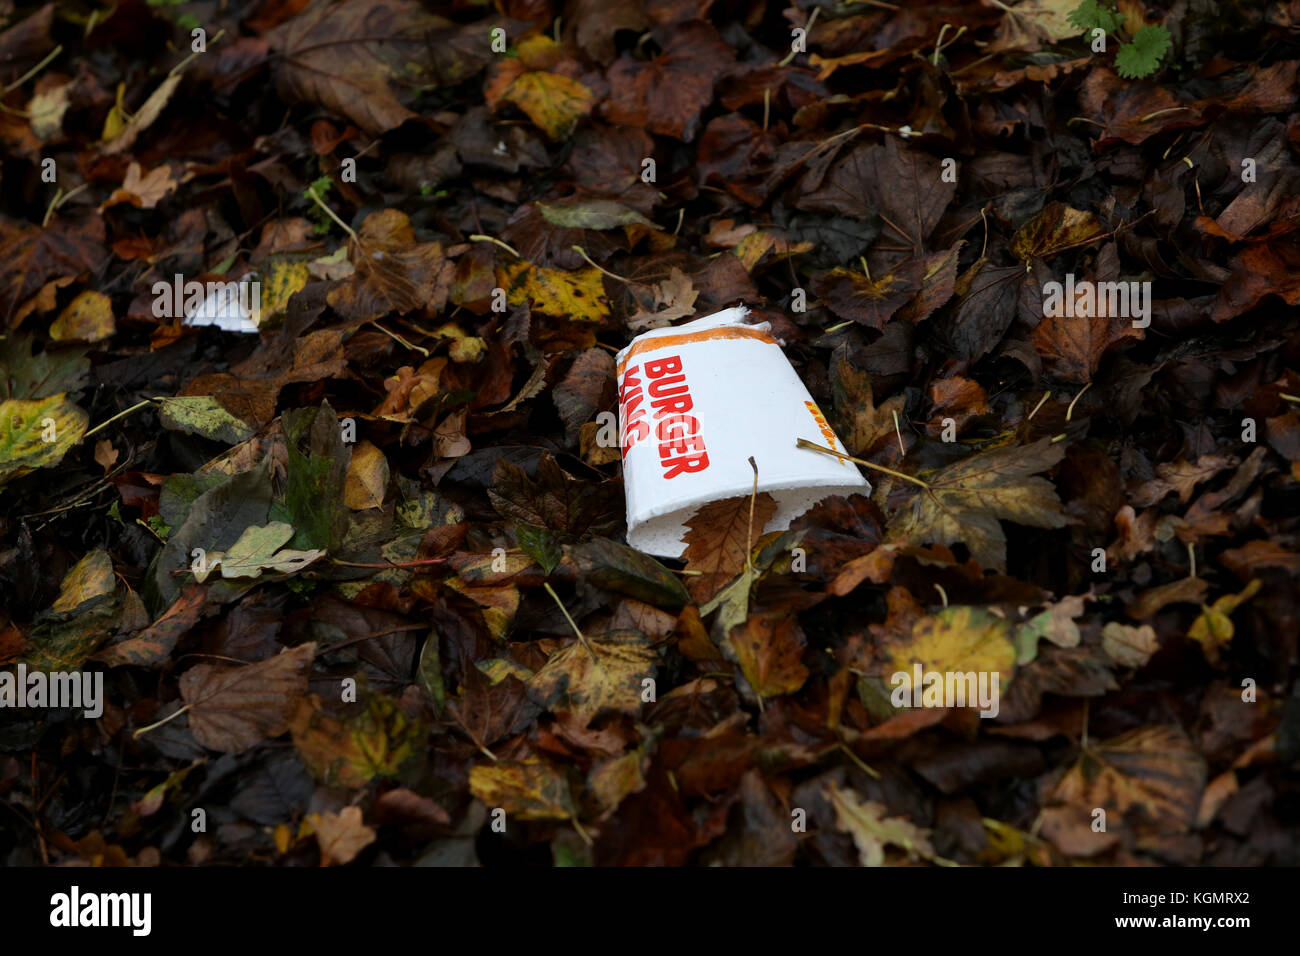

left=515, top=522, right=561, bottom=575
left=1115, top=25, right=1172, bottom=79
left=157, top=396, right=256, bottom=445
left=569, top=537, right=690, bottom=610
left=0, top=394, right=88, bottom=485
left=275, top=403, right=351, bottom=552
left=0, top=335, right=89, bottom=400
left=194, top=521, right=325, bottom=581
left=1067, top=0, right=1124, bottom=34
left=148, top=459, right=273, bottom=610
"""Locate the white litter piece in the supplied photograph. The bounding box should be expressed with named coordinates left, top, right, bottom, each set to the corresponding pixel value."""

left=616, top=305, right=871, bottom=558
left=180, top=273, right=261, bottom=333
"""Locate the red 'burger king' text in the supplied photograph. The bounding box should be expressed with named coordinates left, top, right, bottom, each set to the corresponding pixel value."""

left=618, top=354, right=710, bottom=479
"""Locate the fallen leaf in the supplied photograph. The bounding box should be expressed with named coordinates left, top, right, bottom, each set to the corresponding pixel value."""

left=179, top=642, right=316, bottom=753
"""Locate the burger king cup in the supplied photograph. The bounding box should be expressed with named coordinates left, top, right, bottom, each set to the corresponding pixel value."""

left=616, top=305, right=871, bottom=558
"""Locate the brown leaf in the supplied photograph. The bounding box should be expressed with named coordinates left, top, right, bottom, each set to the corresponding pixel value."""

left=681, top=492, right=777, bottom=604
left=179, top=642, right=316, bottom=753
left=309, top=806, right=376, bottom=866
left=603, top=22, right=733, bottom=141
left=726, top=611, right=809, bottom=698
left=266, top=0, right=487, bottom=136
left=887, top=438, right=1068, bottom=572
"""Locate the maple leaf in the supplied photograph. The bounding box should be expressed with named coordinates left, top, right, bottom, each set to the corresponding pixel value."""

left=681, top=492, right=777, bottom=604
left=498, top=260, right=610, bottom=322
left=887, top=438, right=1069, bottom=571
left=1039, top=725, right=1206, bottom=856
left=627, top=267, right=699, bottom=331
left=527, top=631, right=656, bottom=726
left=468, top=758, right=577, bottom=821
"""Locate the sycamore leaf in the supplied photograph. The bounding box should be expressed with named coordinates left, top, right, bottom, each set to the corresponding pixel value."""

left=50, top=291, right=115, bottom=343
left=886, top=438, right=1068, bottom=571
left=527, top=631, right=656, bottom=726
left=290, top=693, right=424, bottom=787
left=179, top=642, right=316, bottom=753
left=469, top=758, right=576, bottom=820
left=681, top=492, right=777, bottom=604
left=500, top=71, right=593, bottom=141
left=1040, top=725, right=1205, bottom=856
left=194, top=521, right=324, bottom=582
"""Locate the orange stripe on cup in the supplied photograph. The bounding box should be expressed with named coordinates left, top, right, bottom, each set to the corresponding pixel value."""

left=616, top=324, right=779, bottom=378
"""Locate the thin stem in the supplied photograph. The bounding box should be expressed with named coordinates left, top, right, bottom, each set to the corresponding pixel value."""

left=544, top=581, right=598, bottom=664
left=2, top=44, right=63, bottom=94
left=469, top=234, right=520, bottom=258
left=133, top=704, right=191, bottom=739
left=369, top=321, right=428, bottom=356
left=82, top=399, right=155, bottom=440
left=329, top=556, right=448, bottom=569
left=797, top=438, right=930, bottom=490
left=571, top=245, right=630, bottom=284
left=1066, top=381, right=1091, bottom=421
left=746, top=456, right=758, bottom=577
left=308, top=185, right=359, bottom=245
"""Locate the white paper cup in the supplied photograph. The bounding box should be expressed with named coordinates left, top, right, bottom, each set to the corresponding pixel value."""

left=616, top=306, right=871, bottom=558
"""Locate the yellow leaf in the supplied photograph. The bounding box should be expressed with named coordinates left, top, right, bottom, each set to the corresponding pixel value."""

left=343, top=440, right=389, bottom=510
left=258, top=257, right=311, bottom=325
left=50, top=291, right=115, bottom=343
left=1188, top=579, right=1262, bottom=665
left=883, top=605, right=1016, bottom=689
left=51, top=550, right=115, bottom=615
left=498, top=261, right=609, bottom=322
left=0, top=394, right=88, bottom=485
left=468, top=758, right=575, bottom=820
left=501, top=70, right=593, bottom=141
left=527, top=632, right=655, bottom=725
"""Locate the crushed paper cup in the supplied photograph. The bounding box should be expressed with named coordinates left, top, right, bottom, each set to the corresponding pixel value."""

left=616, top=305, right=870, bottom=558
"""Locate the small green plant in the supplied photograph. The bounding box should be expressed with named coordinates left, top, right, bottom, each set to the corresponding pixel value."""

left=303, top=176, right=335, bottom=236
left=1069, top=0, right=1172, bottom=79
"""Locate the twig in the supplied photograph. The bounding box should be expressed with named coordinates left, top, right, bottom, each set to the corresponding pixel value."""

left=544, top=581, right=598, bottom=664
left=797, top=438, right=930, bottom=491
